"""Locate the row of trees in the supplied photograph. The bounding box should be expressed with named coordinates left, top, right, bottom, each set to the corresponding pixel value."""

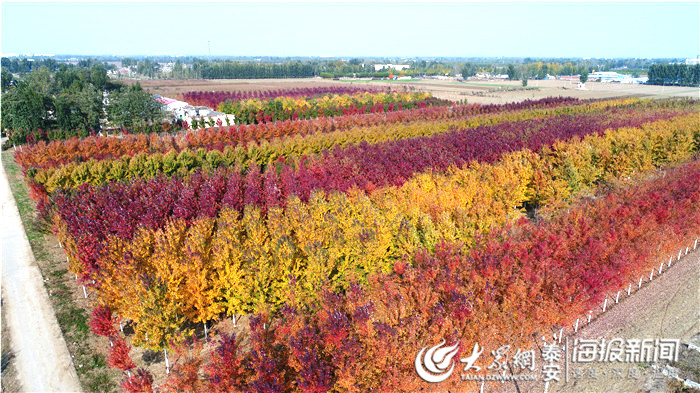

left=647, top=63, right=700, bottom=87
left=71, top=119, right=699, bottom=390
left=461, top=62, right=592, bottom=80
left=14, top=96, right=581, bottom=171
left=1, top=65, right=164, bottom=144
left=117, top=58, right=600, bottom=81
left=27, top=98, right=650, bottom=197
left=1, top=57, right=111, bottom=75
left=197, top=61, right=316, bottom=79
left=116, top=58, right=457, bottom=80
left=194, top=59, right=591, bottom=80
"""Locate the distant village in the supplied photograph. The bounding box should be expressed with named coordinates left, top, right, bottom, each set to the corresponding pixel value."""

left=154, top=95, right=233, bottom=128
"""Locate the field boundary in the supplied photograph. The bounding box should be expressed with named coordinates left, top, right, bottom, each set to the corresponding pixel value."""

left=2, top=149, right=120, bottom=392
left=1, top=152, right=83, bottom=392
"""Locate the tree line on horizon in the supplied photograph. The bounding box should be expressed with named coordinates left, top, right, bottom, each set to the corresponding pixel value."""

left=4, top=55, right=684, bottom=81
left=647, top=63, right=700, bottom=87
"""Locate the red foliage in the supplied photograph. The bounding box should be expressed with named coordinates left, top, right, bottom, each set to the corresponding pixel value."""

left=181, top=86, right=383, bottom=108
left=53, top=105, right=687, bottom=282
left=107, top=337, right=135, bottom=371
left=177, top=160, right=699, bottom=392
left=266, top=160, right=700, bottom=391
left=89, top=305, right=117, bottom=337
left=160, top=339, right=205, bottom=393
left=246, top=314, right=295, bottom=393
left=203, top=334, right=247, bottom=393
left=16, top=97, right=581, bottom=171
left=121, top=368, right=154, bottom=393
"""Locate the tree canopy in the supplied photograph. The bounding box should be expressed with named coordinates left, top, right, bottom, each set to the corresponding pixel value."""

left=1, top=64, right=163, bottom=144
left=107, top=84, right=164, bottom=129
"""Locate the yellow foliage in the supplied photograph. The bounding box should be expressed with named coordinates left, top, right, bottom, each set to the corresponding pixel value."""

left=59, top=110, right=700, bottom=338
left=34, top=97, right=651, bottom=193
left=211, top=208, right=247, bottom=319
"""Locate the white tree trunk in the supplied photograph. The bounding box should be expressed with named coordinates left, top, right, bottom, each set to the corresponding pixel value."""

left=164, top=348, right=169, bottom=374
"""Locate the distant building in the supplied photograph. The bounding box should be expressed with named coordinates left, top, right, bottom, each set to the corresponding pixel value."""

left=155, top=96, right=189, bottom=112
left=622, top=76, right=649, bottom=84
left=471, top=72, right=508, bottom=80
left=685, top=57, right=700, bottom=65
left=159, top=63, right=174, bottom=73
left=374, top=64, right=410, bottom=72
left=155, top=96, right=234, bottom=127
left=587, top=71, right=629, bottom=83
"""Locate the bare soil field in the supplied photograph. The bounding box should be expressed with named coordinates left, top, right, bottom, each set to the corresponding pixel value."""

left=126, top=77, right=699, bottom=105
left=357, top=79, right=700, bottom=104
left=124, top=77, right=367, bottom=100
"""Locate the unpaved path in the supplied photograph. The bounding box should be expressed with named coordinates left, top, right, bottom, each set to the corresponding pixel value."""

left=485, top=246, right=700, bottom=393
left=1, top=159, right=82, bottom=392
left=551, top=247, right=700, bottom=393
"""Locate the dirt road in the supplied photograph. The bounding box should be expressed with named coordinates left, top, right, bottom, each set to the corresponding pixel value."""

left=483, top=245, right=700, bottom=393
left=1, top=159, right=82, bottom=392
left=551, top=246, right=700, bottom=393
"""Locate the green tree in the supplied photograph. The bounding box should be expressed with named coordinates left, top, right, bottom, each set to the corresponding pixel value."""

left=172, top=61, right=184, bottom=79
left=1, top=81, right=52, bottom=142
left=1, top=68, right=13, bottom=92
left=137, top=59, right=160, bottom=78
left=55, top=84, right=103, bottom=132
left=461, top=62, right=477, bottom=78
left=122, top=58, right=136, bottom=68
left=521, top=66, right=529, bottom=86
left=506, top=64, right=519, bottom=80
left=579, top=69, right=589, bottom=84
left=25, top=66, right=56, bottom=96
left=107, top=84, right=164, bottom=129
left=89, top=64, right=109, bottom=91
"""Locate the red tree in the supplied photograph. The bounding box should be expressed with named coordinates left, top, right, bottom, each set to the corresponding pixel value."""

left=107, top=337, right=135, bottom=372
left=89, top=305, right=116, bottom=337
left=121, top=368, right=154, bottom=393
left=204, top=333, right=247, bottom=392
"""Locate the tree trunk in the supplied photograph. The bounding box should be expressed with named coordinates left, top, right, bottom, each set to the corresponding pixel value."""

left=164, top=348, right=169, bottom=374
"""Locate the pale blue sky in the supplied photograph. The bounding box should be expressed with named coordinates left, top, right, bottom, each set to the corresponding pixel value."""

left=2, top=2, right=698, bottom=58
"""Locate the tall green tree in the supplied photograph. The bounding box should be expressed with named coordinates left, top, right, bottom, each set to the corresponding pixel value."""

left=461, top=62, right=477, bottom=78
left=4, top=82, right=52, bottom=131
left=579, top=69, right=589, bottom=84
left=506, top=64, right=519, bottom=80
left=1, top=68, right=13, bottom=92
left=55, top=84, right=103, bottom=132
left=107, top=84, right=164, bottom=129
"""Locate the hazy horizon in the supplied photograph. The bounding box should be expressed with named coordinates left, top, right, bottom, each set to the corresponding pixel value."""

left=1, top=54, right=694, bottom=61
left=2, top=2, right=699, bottom=59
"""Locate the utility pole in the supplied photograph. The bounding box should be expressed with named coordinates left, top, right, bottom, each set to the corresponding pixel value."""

left=208, top=40, right=211, bottom=60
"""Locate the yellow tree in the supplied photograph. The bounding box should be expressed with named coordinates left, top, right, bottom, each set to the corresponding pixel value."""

left=266, top=206, right=302, bottom=308
left=241, top=206, right=273, bottom=313
left=131, top=280, right=190, bottom=355
left=211, top=208, right=248, bottom=325
left=182, top=217, right=219, bottom=337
